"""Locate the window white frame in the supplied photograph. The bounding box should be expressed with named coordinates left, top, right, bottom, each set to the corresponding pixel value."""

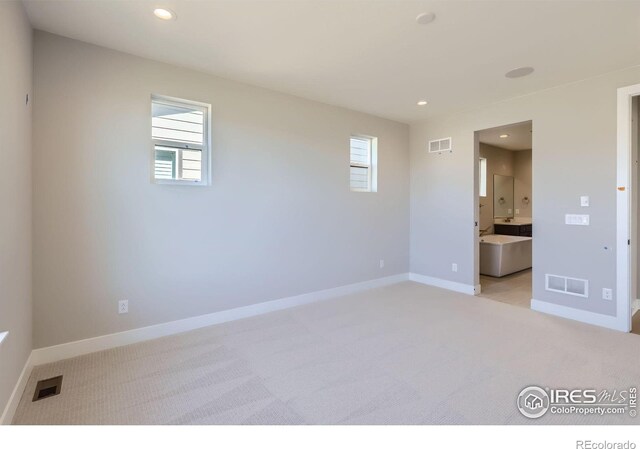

left=151, top=94, right=211, bottom=186
left=350, top=135, right=378, bottom=192
left=479, top=157, right=487, bottom=197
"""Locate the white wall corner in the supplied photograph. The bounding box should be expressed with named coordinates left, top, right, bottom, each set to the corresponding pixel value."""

left=409, top=272, right=477, bottom=295
left=531, top=298, right=628, bottom=332
left=30, top=273, right=410, bottom=367
left=0, top=353, right=33, bottom=425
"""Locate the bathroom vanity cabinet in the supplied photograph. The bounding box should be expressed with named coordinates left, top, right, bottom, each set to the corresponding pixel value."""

left=494, top=223, right=532, bottom=237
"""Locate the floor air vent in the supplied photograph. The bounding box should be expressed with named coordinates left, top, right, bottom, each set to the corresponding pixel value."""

left=545, top=274, right=588, bottom=298
left=32, top=375, right=63, bottom=402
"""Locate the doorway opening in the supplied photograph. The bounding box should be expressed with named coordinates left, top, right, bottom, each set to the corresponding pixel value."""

left=618, top=85, right=640, bottom=334
left=474, top=121, right=533, bottom=308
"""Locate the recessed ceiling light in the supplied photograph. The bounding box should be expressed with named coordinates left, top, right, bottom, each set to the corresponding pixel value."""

left=505, top=67, right=534, bottom=79
left=499, top=134, right=509, bottom=138
left=417, top=100, right=428, bottom=106
left=416, top=12, right=436, bottom=25
left=153, top=8, right=176, bottom=20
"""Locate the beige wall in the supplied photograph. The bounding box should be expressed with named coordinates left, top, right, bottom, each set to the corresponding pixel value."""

left=479, top=143, right=514, bottom=233
left=411, top=65, right=640, bottom=317
left=514, top=149, right=533, bottom=219
left=0, top=2, right=32, bottom=418
left=32, top=32, right=411, bottom=348
left=478, top=145, right=531, bottom=233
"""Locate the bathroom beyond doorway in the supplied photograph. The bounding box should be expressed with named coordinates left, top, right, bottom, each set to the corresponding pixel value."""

left=475, top=121, right=533, bottom=307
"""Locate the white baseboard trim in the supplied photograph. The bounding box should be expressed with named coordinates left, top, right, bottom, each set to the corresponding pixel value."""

left=531, top=299, right=627, bottom=332
left=30, top=273, right=410, bottom=367
left=408, top=273, right=478, bottom=295
left=0, top=352, right=33, bottom=425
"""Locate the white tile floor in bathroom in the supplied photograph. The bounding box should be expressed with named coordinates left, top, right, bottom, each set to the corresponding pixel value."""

left=478, top=269, right=532, bottom=308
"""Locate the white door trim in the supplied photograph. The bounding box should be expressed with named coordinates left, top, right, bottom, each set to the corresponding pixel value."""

left=616, top=83, right=640, bottom=333
left=473, top=130, right=481, bottom=292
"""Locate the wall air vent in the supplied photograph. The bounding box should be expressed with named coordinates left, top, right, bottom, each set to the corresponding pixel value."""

left=32, top=375, right=63, bottom=402
left=428, top=137, right=452, bottom=153
left=545, top=274, right=588, bottom=298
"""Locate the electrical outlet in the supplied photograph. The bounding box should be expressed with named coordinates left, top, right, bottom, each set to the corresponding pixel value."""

left=452, top=263, right=458, bottom=273
left=118, top=300, right=128, bottom=314
left=602, top=288, right=613, bottom=301
left=379, top=259, right=385, bottom=268
left=581, top=196, right=590, bottom=207
left=515, top=209, right=520, bottom=215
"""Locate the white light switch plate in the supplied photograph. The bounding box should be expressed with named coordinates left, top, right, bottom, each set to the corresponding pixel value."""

left=580, top=196, right=590, bottom=207
left=565, top=214, right=589, bottom=226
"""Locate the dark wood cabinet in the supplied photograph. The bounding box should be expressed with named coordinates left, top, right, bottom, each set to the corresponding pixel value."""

left=494, top=223, right=532, bottom=237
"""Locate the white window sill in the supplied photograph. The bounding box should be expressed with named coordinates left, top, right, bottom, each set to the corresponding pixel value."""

left=153, top=179, right=209, bottom=187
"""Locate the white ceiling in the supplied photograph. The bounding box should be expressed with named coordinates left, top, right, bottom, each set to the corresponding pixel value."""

left=23, top=0, right=640, bottom=124
left=478, top=121, right=532, bottom=151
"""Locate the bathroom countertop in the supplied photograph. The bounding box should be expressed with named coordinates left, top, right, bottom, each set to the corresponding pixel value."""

left=494, top=220, right=532, bottom=226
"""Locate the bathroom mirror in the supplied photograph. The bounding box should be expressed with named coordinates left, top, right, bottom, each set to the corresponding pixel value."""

left=493, top=174, right=514, bottom=219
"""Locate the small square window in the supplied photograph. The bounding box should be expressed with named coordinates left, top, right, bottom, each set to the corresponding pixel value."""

left=350, top=136, right=377, bottom=192
left=151, top=95, right=210, bottom=185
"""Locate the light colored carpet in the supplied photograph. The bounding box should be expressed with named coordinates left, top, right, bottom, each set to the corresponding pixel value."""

left=479, top=269, right=532, bottom=308
left=12, top=281, right=640, bottom=424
